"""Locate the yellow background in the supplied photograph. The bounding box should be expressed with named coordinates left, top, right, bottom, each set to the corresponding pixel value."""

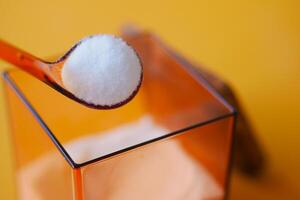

left=0, top=0, right=299, bottom=199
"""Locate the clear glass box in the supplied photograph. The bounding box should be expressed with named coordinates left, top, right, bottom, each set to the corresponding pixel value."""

left=3, top=32, right=235, bottom=200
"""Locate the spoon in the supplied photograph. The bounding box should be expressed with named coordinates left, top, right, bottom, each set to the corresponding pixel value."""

left=0, top=35, right=143, bottom=109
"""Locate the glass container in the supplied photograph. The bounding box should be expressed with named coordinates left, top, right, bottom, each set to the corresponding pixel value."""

left=3, top=32, right=235, bottom=200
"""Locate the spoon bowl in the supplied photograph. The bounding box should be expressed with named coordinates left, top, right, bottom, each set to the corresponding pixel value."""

left=0, top=36, right=143, bottom=109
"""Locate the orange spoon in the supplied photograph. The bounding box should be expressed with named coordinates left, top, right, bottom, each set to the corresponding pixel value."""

left=0, top=37, right=142, bottom=109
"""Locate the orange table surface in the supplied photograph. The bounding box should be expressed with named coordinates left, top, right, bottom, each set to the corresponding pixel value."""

left=0, top=0, right=300, bottom=199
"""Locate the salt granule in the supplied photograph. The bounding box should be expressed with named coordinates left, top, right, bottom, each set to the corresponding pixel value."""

left=61, top=34, right=142, bottom=106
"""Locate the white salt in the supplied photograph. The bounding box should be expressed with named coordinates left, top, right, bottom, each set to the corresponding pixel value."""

left=18, top=116, right=223, bottom=200
left=61, top=34, right=142, bottom=106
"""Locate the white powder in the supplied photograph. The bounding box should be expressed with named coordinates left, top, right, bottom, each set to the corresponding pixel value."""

left=61, top=34, right=142, bottom=107
left=65, top=116, right=168, bottom=163
left=17, top=116, right=223, bottom=200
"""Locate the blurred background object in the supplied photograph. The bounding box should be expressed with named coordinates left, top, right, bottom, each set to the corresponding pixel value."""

left=0, top=0, right=300, bottom=199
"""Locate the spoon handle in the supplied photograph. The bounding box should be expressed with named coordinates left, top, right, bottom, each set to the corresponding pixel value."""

left=0, top=39, right=47, bottom=80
